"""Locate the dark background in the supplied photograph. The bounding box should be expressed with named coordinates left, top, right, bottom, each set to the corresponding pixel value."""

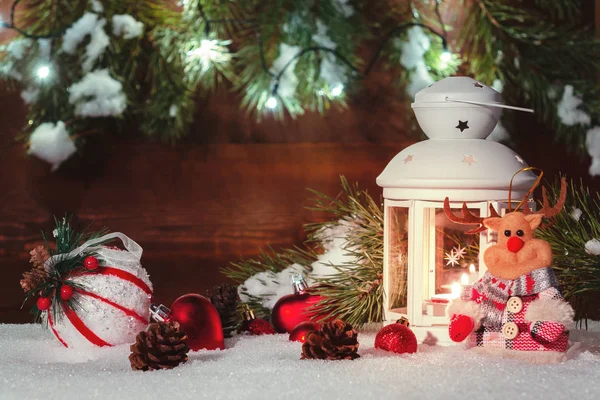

left=0, top=1, right=598, bottom=323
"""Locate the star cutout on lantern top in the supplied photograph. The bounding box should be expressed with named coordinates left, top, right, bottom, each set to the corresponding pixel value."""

left=456, top=120, right=469, bottom=132
left=474, top=82, right=484, bottom=88
left=463, top=154, right=477, bottom=166
left=403, top=155, right=414, bottom=164
left=515, top=154, right=525, bottom=164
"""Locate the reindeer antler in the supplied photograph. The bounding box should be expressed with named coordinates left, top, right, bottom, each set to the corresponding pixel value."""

left=521, top=177, right=567, bottom=229
left=443, top=198, right=501, bottom=234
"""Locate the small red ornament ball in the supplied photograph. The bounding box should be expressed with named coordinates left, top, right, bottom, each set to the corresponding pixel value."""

left=374, top=323, right=418, bottom=354
left=244, top=318, right=275, bottom=335
left=170, top=294, right=225, bottom=351
left=289, top=321, right=320, bottom=343
left=37, top=297, right=51, bottom=311
left=60, top=285, right=74, bottom=301
left=83, top=256, right=99, bottom=270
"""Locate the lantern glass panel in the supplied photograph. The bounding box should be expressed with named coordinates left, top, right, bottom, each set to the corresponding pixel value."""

left=433, top=208, right=480, bottom=295
left=387, top=206, right=409, bottom=313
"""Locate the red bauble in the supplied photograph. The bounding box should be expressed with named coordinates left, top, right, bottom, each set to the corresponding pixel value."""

left=37, top=297, right=51, bottom=311
left=271, top=292, right=322, bottom=333
left=289, top=321, right=320, bottom=343
left=83, top=256, right=99, bottom=270
left=170, top=294, right=224, bottom=351
left=374, top=323, right=418, bottom=354
left=244, top=318, right=275, bottom=335
left=60, top=285, right=74, bottom=301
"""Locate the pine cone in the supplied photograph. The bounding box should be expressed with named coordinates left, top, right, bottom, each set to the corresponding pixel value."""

left=129, top=321, right=190, bottom=371
left=20, top=267, right=49, bottom=293
left=29, top=246, right=50, bottom=268
left=301, top=319, right=360, bottom=360
left=206, top=283, right=240, bottom=338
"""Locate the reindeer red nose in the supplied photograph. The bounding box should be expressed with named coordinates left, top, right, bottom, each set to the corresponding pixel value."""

left=507, top=237, right=524, bottom=253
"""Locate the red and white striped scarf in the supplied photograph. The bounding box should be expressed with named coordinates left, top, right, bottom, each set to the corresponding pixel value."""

left=461, top=267, right=559, bottom=327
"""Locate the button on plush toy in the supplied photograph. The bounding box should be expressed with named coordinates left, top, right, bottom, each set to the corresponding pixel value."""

left=444, top=178, right=574, bottom=363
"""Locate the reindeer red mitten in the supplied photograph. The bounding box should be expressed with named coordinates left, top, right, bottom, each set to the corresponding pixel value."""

left=444, top=179, right=574, bottom=363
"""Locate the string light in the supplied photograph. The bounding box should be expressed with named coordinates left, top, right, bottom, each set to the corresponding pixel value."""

left=439, top=50, right=452, bottom=67
left=330, top=83, right=344, bottom=97
left=37, top=65, right=50, bottom=79
left=265, top=96, right=278, bottom=109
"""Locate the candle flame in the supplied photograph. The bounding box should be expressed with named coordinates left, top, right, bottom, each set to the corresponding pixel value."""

left=461, top=273, right=469, bottom=285
left=451, top=282, right=461, bottom=299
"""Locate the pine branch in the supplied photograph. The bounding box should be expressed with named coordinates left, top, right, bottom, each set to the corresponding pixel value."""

left=537, top=178, right=600, bottom=321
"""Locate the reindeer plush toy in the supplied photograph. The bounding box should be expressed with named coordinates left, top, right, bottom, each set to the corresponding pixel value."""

left=444, top=178, right=574, bottom=363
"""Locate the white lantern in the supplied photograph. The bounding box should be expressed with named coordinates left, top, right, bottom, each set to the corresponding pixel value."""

left=376, top=76, right=536, bottom=344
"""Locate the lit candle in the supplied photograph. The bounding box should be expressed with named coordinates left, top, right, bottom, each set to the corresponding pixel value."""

left=460, top=273, right=469, bottom=285
left=451, top=282, right=461, bottom=299
left=469, top=264, right=476, bottom=274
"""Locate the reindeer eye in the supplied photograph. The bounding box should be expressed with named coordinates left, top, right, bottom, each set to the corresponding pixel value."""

left=516, top=230, right=524, bottom=237
left=504, top=230, right=511, bottom=237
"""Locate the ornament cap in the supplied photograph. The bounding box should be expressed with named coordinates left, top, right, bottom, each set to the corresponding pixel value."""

left=242, top=305, right=256, bottom=321
left=292, top=274, right=308, bottom=294
left=150, top=303, right=171, bottom=323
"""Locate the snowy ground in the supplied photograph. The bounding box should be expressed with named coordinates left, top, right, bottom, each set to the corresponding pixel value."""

left=2, top=324, right=600, bottom=400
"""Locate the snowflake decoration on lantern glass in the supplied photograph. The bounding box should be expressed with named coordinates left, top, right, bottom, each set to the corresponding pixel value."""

left=444, top=250, right=461, bottom=267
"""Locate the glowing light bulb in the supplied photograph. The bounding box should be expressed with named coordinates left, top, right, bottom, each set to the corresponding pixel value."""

left=265, top=96, right=278, bottom=109
left=461, top=273, right=469, bottom=285
left=440, top=50, right=452, bottom=67
left=330, top=83, right=343, bottom=97
left=451, top=282, right=461, bottom=299
left=37, top=65, right=50, bottom=79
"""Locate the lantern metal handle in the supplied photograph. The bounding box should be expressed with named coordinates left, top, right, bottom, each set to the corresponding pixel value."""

left=445, top=97, right=534, bottom=113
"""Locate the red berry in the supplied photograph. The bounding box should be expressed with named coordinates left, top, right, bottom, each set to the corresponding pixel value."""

left=84, top=256, right=99, bottom=270
left=60, top=285, right=74, bottom=301
left=37, top=297, right=51, bottom=311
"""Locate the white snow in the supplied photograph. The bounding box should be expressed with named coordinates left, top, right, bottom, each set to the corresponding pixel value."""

left=7, top=38, right=32, bottom=60
left=271, top=43, right=301, bottom=99
left=90, top=0, right=104, bottom=12
left=491, top=79, right=503, bottom=93
left=28, top=121, right=76, bottom=171
left=558, top=85, right=591, bottom=126
left=62, top=13, right=102, bottom=53
left=239, top=264, right=306, bottom=309
left=240, top=220, right=359, bottom=309
left=312, top=20, right=336, bottom=49
left=1, top=323, right=600, bottom=400
left=585, top=239, right=600, bottom=255
left=397, top=26, right=434, bottom=98
left=571, top=207, right=582, bottom=222
left=61, top=13, right=109, bottom=72
left=112, top=15, right=144, bottom=39
left=84, top=20, right=110, bottom=72
left=312, top=20, right=347, bottom=91
left=586, top=126, right=600, bottom=177
left=68, top=69, right=127, bottom=117
left=332, top=0, right=354, bottom=17
left=37, top=39, right=52, bottom=60
left=20, top=87, right=39, bottom=104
